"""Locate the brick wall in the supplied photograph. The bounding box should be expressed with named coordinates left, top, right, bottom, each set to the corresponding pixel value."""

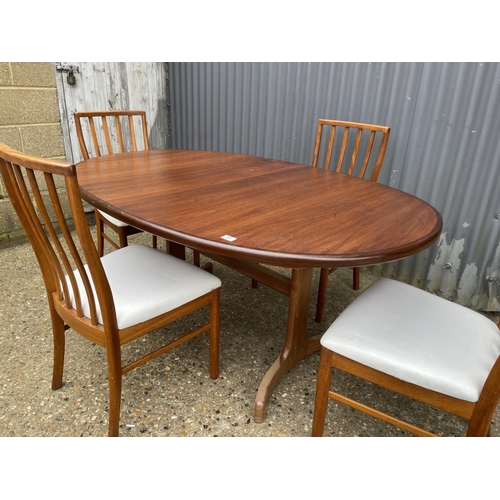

left=0, top=62, right=65, bottom=246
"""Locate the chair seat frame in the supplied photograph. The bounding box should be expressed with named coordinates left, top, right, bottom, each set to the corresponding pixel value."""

left=312, top=338, right=500, bottom=437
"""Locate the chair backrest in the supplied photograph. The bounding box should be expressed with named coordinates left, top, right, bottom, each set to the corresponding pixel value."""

left=74, top=110, right=150, bottom=160
left=312, top=119, right=390, bottom=182
left=0, top=143, right=117, bottom=331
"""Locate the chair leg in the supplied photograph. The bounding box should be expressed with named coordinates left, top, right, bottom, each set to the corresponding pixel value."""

left=193, top=249, right=200, bottom=267
left=50, top=309, right=66, bottom=390
left=95, top=210, right=105, bottom=257
left=312, top=348, right=334, bottom=436
left=118, top=227, right=128, bottom=248
left=252, top=279, right=258, bottom=288
left=209, top=289, right=220, bottom=380
left=315, top=268, right=330, bottom=323
left=106, top=346, right=123, bottom=437
left=152, top=235, right=158, bottom=249
left=353, top=267, right=360, bottom=290
left=465, top=358, right=500, bottom=436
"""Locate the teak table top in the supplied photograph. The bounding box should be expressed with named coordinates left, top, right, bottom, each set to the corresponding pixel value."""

left=77, top=149, right=442, bottom=268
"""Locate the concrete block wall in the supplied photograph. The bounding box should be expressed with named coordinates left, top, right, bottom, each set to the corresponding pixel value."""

left=0, top=62, right=66, bottom=246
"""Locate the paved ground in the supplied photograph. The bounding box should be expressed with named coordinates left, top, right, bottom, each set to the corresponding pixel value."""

left=1, top=230, right=499, bottom=438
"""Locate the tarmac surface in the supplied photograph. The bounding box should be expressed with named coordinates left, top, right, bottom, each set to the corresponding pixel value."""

left=1, top=229, right=499, bottom=438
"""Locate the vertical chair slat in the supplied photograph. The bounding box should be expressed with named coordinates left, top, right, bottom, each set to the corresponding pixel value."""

left=358, top=131, right=376, bottom=179
left=336, top=127, right=349, bottom=173
left=42, top=172, right=83, bottom=315
left=42, top=173, right=84, bottom=315
left=128, top=115, right=138, bottom=151
left=23, top=168, right=71, bottom=303
left=324, top=125, right=336, bottom=170
left=88, top=117, right=101, bottom=157
left=102, top=116, right=114, bottom=156
left=75, top=119, right=90, bottom=160
left=347, top=129, right=363, bottom=176
left=9, top=163, right=67, bottom=301
left=370, top=130, right=391, bottom=181
left=115, top=116, right=125, bottom=153
left=141, top=115, right=150, bottom=149
left=45, top=173, right=99, bottom=324
left=311, top=121, right=323, bottom=168
left=17, top=166, right=75, bottom=301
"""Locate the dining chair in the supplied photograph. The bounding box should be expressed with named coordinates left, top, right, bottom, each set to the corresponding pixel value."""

left=312, top=119, right=391, bottom=323
left=312, top=278, right=500, bottom=437
left=0, top=143, right=222, bottom=437
left=74, top=110, right=159, bottom=257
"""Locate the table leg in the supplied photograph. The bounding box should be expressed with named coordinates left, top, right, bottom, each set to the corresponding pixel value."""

left=254, top=267, right=321, bottom=422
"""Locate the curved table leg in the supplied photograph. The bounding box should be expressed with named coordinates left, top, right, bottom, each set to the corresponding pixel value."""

left=254, top=267, right=321, bottom=422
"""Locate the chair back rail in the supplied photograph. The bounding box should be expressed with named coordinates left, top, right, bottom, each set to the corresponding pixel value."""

left=75, top=110, right=149, bottom=160
left=312, top=119, right=390, bottom=182
left=0, top=145, right=112, bottom=328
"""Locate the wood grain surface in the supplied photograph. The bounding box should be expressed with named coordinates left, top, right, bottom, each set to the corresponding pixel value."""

left=77, top=149, right=442, bottom=268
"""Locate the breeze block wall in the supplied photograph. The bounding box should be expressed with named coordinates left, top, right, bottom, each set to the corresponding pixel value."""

left=0, top=62, right=66, bottom=246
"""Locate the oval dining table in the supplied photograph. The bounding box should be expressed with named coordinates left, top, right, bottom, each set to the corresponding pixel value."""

left=76, top=149, right=443, bottom=423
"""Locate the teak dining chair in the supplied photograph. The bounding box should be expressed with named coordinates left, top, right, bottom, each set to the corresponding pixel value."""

left=312, top=278, right=500, bottom=437
left=0, top=143, right=222, bottom=437
left=74, top=110, right=158, bottom=257
left=312, top=119, right=391, bottom=323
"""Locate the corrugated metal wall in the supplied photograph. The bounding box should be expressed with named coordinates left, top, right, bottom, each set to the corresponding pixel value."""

left=168, top=62, right=500, bottom=311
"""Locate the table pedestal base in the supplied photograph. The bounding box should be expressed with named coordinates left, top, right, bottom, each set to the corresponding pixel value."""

left=185, top=251, right=322, bottom=422
left=202, top=255, right=320, bottom=421
left=252, top=267, right=319, bottom=422
left=254, top=335, right=321, bottom=422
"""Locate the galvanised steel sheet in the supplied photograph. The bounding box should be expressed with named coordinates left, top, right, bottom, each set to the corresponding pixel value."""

left=169, top=62, right=500, bottom=310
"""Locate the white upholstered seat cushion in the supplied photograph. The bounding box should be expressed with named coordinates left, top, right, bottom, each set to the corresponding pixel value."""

left=68, top=244, right=221, bottom=330
left=321, top=278, right=500, bottom=402
left=97, top=209, right=130, bottom=228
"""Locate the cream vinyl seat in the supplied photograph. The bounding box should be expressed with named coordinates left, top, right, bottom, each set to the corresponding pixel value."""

left=69, top=244, right=221, bottom=330
left=98, top=211, right=130, bottom=229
